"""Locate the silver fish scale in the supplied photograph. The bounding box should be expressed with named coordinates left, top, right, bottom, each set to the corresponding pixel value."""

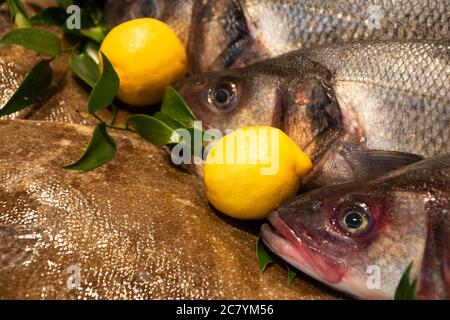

left=243, top=0, right=450, bottom=57
left=303, top=41, right=450, bottom=157
left=306, top=41, right=450, bottom=100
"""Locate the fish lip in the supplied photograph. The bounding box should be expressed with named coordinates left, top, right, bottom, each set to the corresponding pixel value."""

left=261, top=211, right=345, bottom=284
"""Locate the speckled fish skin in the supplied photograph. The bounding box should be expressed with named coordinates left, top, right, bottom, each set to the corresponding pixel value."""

left=107, top=0, right=450, bottom=72
left=0, top=120, right=337, bottom=299
left=177, top=40, right=450, bottom=186
left=0, top=2, right=92, bottom=125
left=261, top=155, right=450, bottom=299
left=0, top=1, right=131, bottom=126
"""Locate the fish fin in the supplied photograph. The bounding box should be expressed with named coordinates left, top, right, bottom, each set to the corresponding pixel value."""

left=302, top=144, right=424, bottom=189
left=339, top=145, right=424, bottom=178
left=417, top=205, right=450, bottom=299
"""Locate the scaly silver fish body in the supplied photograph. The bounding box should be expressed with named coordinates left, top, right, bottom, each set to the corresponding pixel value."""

left=105, top=0, right=450, bottom=72
left=303, top=41, right=449, bottom=157
left=177, top=40, right=450, bottom=187
left=261, top=155, right=450, bottom=299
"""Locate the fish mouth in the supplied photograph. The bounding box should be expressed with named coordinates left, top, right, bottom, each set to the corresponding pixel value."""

left=261, top=211, right=345, bottom=284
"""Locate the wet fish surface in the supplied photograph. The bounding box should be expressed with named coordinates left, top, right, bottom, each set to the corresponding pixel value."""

left=177, top=40, right=450, bottom=187
left=261, top=155, right=450, bottom=299
left=105, top=0, right=450, bottom=72
left=0, top=1, right=131, bottom=126
left=0, top=120, right=336, bottom=299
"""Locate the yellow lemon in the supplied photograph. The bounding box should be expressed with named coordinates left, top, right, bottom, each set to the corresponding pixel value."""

left=204, top=126, right=313, bottom=220
left=99, top=18, right=187, bottom=106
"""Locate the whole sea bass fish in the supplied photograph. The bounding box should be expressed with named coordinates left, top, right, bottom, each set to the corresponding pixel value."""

left=104, top=0, right=450, bottom=72
left=177, top=40, right=450, bottom=187
left=261, top=155, right=450, bottom=299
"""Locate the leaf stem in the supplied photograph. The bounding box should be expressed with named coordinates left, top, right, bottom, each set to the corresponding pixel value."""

left=110, top=102, right=118, bottom=126
left=106, top=125, right=129, bottom=131
left=61, top=43, right=79, bottom=53
left=92, top=113, right=103, bottom=123
left=92, top=112, right=132, bottom=132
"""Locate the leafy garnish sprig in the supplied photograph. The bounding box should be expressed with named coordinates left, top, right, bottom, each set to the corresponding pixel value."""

left=7, top=0, right=30, bottom=28
left=0, top=0, right=207, bottom=171
left=256, top=236, right=299, bottom=286
left=0, top=0, right=105, bottom=120
left=394, top=262, right=417, bottom=300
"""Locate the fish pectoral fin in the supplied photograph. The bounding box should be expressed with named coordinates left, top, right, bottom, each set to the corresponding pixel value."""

left=340, top=145, right=424, bottom=178
left=302, top=144, right=424, bottom=189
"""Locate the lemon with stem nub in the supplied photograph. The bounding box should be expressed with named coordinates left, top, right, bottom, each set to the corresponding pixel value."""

left=99, top=18, right=187, bottom=106
left=204, top=126, right=313, bottom=220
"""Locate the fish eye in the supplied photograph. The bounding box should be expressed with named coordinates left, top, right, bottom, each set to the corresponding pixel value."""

left=208, top=81, right=238, bottom=111
left=141, top=0, right=159, bottom=18
left=338, top=204, right=372, bottom=235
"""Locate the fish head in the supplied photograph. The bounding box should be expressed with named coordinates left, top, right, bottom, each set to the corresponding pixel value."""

left=187, top=0, right=262, bottom=72
left=261, top=180, right=428, bottom=299
left=105, top=0, right=261, bottom=72
left=187, top=0, right=310, bottom=72
left=175, top=68, right=282, bottom=132
left=104, top=0, right=195, bottom=46
left=176, top=56, right=341, bottom=161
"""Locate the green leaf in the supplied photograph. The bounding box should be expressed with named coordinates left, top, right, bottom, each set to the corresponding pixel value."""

left=80, top=26, right=107, bottom=43
left=7, top=0, right=30, bottom=28
left=0, top=60, right=52, bottom=117
left=394, top=262, right=417, bottom=300
left=84, top=41, right=100, bottom=64
left=70, top=51, right=100, bottom=87
left=127, top=114, right=181, bottom=147
left=0, top=28, right=61, bottom=57
left=63, top=18, right=107, bottom=44
left=88, top=52, right=119, bottom=114
left=161, top=86, right=196, bottom=127
left=287, top=266, right=297, bottom=286
left=64, top=122, right=116, bottom=171
left=152, top=111, right=185, bottom=130
left=81, top=0, right=105, bottom=27
left=58, top=0, right=73, bottom=9
left=30, top=7, right=67, bottom=26
left=62, top=0, right=109, bottom=44
left=256, top=236, right=275, bottom=273
left=110, top=102, right=118, bottom=126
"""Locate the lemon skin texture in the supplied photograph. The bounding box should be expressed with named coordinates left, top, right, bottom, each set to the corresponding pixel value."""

left=204, top=127, right=313, bottom=220
left=100, top=18, right=187, bottom=106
